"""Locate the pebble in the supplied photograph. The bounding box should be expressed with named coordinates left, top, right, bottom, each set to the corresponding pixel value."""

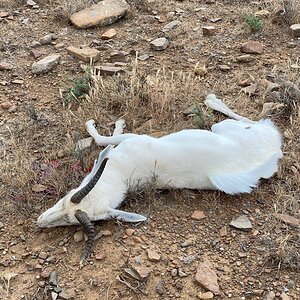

left=147, top=249, right=161, bottom=262
left=132, top=265, right=151, bottom=279
left=101, top=28, right=117, bottom=40
left=1, top=102, right=13, bottom=110
left=38, top=252, right=48, bottom=259
left=194, top=64, right=207, bottom=76
left=202, top=26, right=216, bottom=36
left=290, top=24, right=300, bottom=37
left=219, top=64, right=231, bottom=71
left=74, top=230, right=84, bottom=242
left=32, top=54, right=61, bottom=74
left=191, top=210, right=206, bottom=220
left=59, top=288, right=76, bottom=299
left=101, top=230, right=112, bottom=236
left=95, top=252, right=106, bottom=260
left=150, top=37, right=169, bottom=51
left=39, top=34, right=52, bottom=45
left=280, top=292, right=290, bottom=300
left=156, top=279, right=166, bottom=295
left=230, top=215, right=252, bottom=231
left=236, top=54, right=255, bottom=63
left=219, top=226, right=227, bottom=237
left=265, top=291, right=276, bottom=300
left=30, top=49, right=43, bottom=59
left=40, top=269, right=51, bottom=279
left=0, top=61, right=13, bottom=70
left=125, top=228, right=135, bottom=236
left=162, top=20, right=181, bottom=32
left=195, top=262, right=220, bottom=294
left=198, top=291, right=214, bottom=299
left=0, top=221, right=4, bottom=229
left=241, top=41, right=264, bottom=54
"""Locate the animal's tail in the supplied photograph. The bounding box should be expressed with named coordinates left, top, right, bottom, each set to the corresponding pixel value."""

left=205, top=94, right=252, bottom=122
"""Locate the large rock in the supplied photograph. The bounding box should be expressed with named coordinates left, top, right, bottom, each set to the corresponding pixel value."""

left=32, top=54, right=60, bottom=74
left=70, top=0, right=129, bottom=29
left=195, top=262, right=220, bottom=294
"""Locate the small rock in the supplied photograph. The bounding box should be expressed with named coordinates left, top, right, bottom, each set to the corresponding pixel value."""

left=11, top=79, right=23, bottom=84
left=49, top=271, right=58, bottom=286
left=290, top=24, right=300, bottom=37
left=51, top=292, right=58, bottom=300
left=108, top=50, right=128, bottom=62
left=0, top=221, right=4, bottom=229
left=219, top=226, right=227, bottom=237
left=230, top=215, right=252, bottom=231
left=101, top=28, right=117, bottom=40
left=39, top=34, right=52, bottom=45
left=182, top=255, right=196, bottom=265
left=202, top=26, right=216, bottom=36
left=32, top=54, right=60, bottom=74
left=219, top=64, right=230, bottom=71
left=147, top=249, right=161, bottom=262
left=26, top=0, right=37, bottom=6
left=38, top=281, right=45, bottom=287
left=287, top=41, right=297, bottom=48
left=74, top=230, right=84, bottom=242
left=101, top=230, right=112, bottom=236
left=150, top=37, right=169, bottom=51
left=273, top=213, right=300, bottom=227
left=265, top=291, right=276, bottom=300
left=31, top=41, right=41, bottom=48
left=198, top=291, right=214, bottom=299
left=162, top=20, right=181, bottom=32
left=132, top=265, right=151, bottom=279
left=125, top=228, right=135, bottom=236
left=95, top=65, right=124, bottom=76
left=54, top=43, right=65, bottom=50
left=194, top=63, right=207, bottom=76
left=38, top=252, right=48, bottom=259
left=241, top=41, right=264, bottom=54
left=280, top=292, right=290, bottom=300
left=67, top=46, right=100, bottom=62
left=59, top=288, right=76, bottom=300
left=171, top=269, right=178, bottom=276
left=138, top=54, right=150, bottom=61
left=195, top=262, right=220, bottom=294
left=30, top=49, right=43, bottom=59
left=236, top=54, right=255, bottom=63
left=0, top=62, right=13, bottom=70
left=209, top=17, right=222, bottom=23
left=95, top=252, right=106, bottom=260
left=191, top=210, right=206, bottom=220
left=1, top=101, right=13, bottom=110
left=252, top=289, right=264, bottom=295
left=156, top=279, right=166, bottom=295
left=0, top=11, right=9, bottom=18
left=70, top=0, right=129, bottom=29
left=40, top=269, right=51, bottom=279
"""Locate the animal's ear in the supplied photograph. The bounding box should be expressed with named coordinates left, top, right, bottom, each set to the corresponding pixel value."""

left=108, top=209, right=147, bottom=223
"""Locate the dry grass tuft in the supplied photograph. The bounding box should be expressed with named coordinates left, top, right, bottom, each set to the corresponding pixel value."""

left=284, top=0, right=300, bottom=24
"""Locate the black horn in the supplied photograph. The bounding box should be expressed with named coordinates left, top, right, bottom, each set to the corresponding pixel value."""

left=71, top=157, right=109, bottom=204
left=75, top=210, right=95, bottom=266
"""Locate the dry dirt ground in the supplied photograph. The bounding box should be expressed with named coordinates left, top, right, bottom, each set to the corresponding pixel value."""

left=0, top=0, right=300, bottom=299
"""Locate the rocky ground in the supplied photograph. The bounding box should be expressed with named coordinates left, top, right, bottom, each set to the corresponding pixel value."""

left=0, top=0, right=300, bottom=299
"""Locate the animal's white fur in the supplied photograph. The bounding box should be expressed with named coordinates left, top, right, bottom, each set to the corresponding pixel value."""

left=37, top=94, right=282, bottom=228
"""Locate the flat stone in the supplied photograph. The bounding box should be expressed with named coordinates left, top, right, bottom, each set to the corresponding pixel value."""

left=195, top=262, right=220, bottom=294
left=219, top=226, right=227, bottom=237
left=1, top=101, right=13, bottom=109
left=241, top=41, right=264, bottom=54
left=39, top=34, right=52, bottom=45
left=290, top=24, right=300, bottom=37
left=198, top=291, right=214, bottom=299
left=108, top=50, right=128, bottom=62
left=0, top=62, right=13, bottom=70
left=31, top=41, right=41, bottom=48
left=27, top=0, right=37, bottom=6
left=101, top=229, right=112, bottom=236
left=162, top=20, right=181, bottom=32
left=202, top=26, right=216, bottom=36
left=59, top=288, right=76, bottom=299
left=150, top=37, right=169, bottom=51
left=236, top=54, right=255, bottom=63
left=38, top=251, right=48, bottom=259
left=95, top=65, right=124, bottom=75
left=95, top=252, right=106, bottom=260
left=125, top=228, right=135, bottom=236
left=67, top=46, right=100, bottom=62
left=219, top=64, right=231, bottom=71
left=32, top=54, right=60, bottom=74
left=70, top=0, right=129, bottom=29
left=209, top=17, right=222, bottom=23
left=0, top=11, right=10, bottom=18
left=191, top=210, right=206, bottom=220
left=273, top=213, right=300, bottom=227
left=101, top=28, right=117, bottom=40
left=74, top=230, right=84, bottom=242
left=147, top=249, right=161, bottom=262
left=230, top=215, right=252, bottom=231
left=132, top=265, right=151, bottom=279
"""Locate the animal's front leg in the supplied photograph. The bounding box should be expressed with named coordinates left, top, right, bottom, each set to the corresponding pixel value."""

left=86, top=119, right=138, bottom=146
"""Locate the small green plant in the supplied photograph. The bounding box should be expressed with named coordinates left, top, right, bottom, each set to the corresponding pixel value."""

left=193, top=103, right=213, bottom=129
left=63, top=68, right=91, bottom=105
left=243, top=13, right=263, bottom=32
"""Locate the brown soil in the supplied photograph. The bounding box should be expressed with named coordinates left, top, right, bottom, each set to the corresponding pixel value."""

left=0, top=0, right=299, bottom=299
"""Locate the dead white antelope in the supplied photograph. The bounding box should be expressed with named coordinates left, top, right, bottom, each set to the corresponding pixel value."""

left=37, top=94, right=282, bottom=264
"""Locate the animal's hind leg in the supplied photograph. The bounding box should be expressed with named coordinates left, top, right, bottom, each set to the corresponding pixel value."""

left=205, top=94, right=253, bottom=123
left=86, top=119, right=138, bottom=146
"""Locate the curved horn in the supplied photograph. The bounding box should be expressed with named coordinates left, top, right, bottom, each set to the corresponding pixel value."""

left=75, top=210, right=95, bottom=266
left=71, top=157, right=109, bottom=204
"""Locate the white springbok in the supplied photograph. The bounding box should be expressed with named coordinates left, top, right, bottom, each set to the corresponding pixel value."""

left=37, top=94, right=282, bottom=264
